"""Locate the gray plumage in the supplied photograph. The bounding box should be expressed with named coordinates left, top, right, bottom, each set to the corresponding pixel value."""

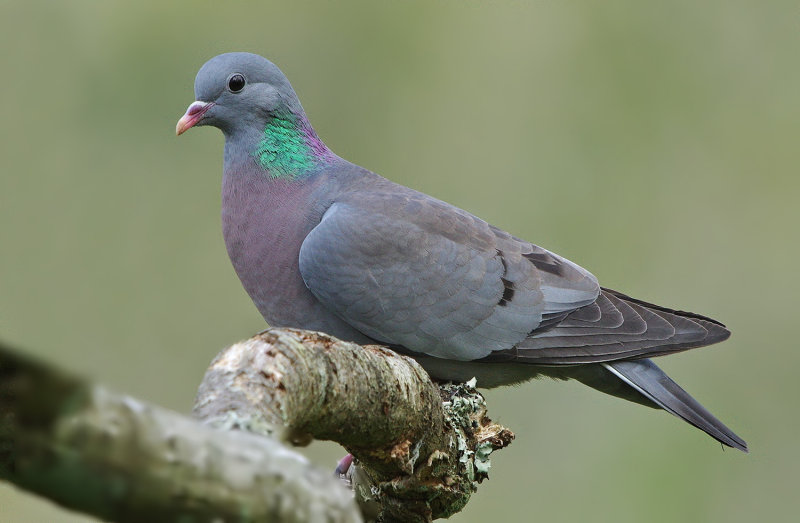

left=177, top=52, right=746, bottom=452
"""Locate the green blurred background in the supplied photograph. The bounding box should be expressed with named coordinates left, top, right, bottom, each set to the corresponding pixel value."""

left=1, top=1, right=797, bottom=521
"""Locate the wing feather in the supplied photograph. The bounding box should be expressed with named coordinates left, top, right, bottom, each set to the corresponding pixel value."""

left=483, top=288, right=729, bottom=364
left=299, top=191, right=599, bottom=360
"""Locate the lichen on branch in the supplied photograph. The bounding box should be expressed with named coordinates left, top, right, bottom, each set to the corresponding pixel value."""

left=0, top=328, right=513, bottom=523
left=194, top=328, right=515, bottom=522
left=0, top=340, right=360, bottom=523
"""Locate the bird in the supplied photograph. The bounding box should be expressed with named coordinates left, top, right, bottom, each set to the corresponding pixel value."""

left=176, top=52, right=746, bottom=452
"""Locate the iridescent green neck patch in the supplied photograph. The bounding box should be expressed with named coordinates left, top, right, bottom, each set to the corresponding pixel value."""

left=253, top=112, right=330, bottom=178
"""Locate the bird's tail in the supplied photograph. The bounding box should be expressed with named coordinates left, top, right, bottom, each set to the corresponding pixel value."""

left=601, top=358, right=748, bottom=452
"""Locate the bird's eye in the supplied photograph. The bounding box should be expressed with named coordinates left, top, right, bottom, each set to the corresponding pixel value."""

left=227, top=73, right=246, bottom=93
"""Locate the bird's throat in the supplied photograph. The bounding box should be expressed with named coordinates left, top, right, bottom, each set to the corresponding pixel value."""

left=252, top=112, right=333, bottom=179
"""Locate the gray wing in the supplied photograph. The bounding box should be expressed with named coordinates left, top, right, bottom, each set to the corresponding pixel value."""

left=298, top=191, right=599, bottom=361
left=485, top=288, right=732, bottom=364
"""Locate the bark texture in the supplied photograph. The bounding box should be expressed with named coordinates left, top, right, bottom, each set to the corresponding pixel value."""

left=0, top=340, right=360, bottom=522
left=1, top=328, right=513, bottom=522
left=194, top=328, right=514, bottom=522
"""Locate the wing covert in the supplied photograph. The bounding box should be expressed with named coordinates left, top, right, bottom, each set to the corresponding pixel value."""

left=299, top=193, right=599, bottom=360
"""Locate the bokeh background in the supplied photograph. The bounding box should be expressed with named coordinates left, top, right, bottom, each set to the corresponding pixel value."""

left=1, top=1, right=798, bottom=521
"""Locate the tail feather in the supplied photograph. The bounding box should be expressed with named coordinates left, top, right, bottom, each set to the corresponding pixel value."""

left=603, top=359, right=747, bottom=452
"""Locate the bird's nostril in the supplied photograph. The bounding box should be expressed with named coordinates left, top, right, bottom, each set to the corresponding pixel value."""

left=187, top=102, right=208, bottom=116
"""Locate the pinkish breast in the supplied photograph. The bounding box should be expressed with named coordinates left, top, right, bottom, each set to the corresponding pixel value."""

left=220, top=165, right=369, bottom=342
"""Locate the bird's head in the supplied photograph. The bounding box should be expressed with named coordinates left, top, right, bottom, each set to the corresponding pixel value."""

left=176, top=52, right=301, bottom=137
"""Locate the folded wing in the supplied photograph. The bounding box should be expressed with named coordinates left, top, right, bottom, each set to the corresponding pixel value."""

left=299, top=191, right=599, bottom=360
left=485, top=288, right=731, bottom=364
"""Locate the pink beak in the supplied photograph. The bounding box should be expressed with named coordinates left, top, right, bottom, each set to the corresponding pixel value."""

left=176, top=101, right=214, bottom=135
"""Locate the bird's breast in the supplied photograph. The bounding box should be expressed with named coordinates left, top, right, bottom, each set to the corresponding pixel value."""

left=220, top=168, right=369, bottom=341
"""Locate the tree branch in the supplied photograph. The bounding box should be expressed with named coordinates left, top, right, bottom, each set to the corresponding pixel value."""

left=0, top=340, right=361, bottom=522
left=194, top=329, right=514, bottom=522
left=1, top=328, right=513, bottom=522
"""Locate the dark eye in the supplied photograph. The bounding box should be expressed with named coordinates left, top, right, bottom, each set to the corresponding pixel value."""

left=227, top=73, right=245, bottom=93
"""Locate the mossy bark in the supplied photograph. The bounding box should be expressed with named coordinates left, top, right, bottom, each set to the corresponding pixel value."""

left=1, top=328, right=513, bottom=523
left=194, top=328, right=514, bottom=522
left=0, top=340, right=360, bottom=523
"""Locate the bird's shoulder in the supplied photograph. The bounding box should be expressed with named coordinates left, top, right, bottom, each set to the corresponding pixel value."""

left=323, top=172, right=596, bottom=290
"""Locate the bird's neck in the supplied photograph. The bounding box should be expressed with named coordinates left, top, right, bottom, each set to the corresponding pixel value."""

left=250, top=110, right=335, bottom=179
